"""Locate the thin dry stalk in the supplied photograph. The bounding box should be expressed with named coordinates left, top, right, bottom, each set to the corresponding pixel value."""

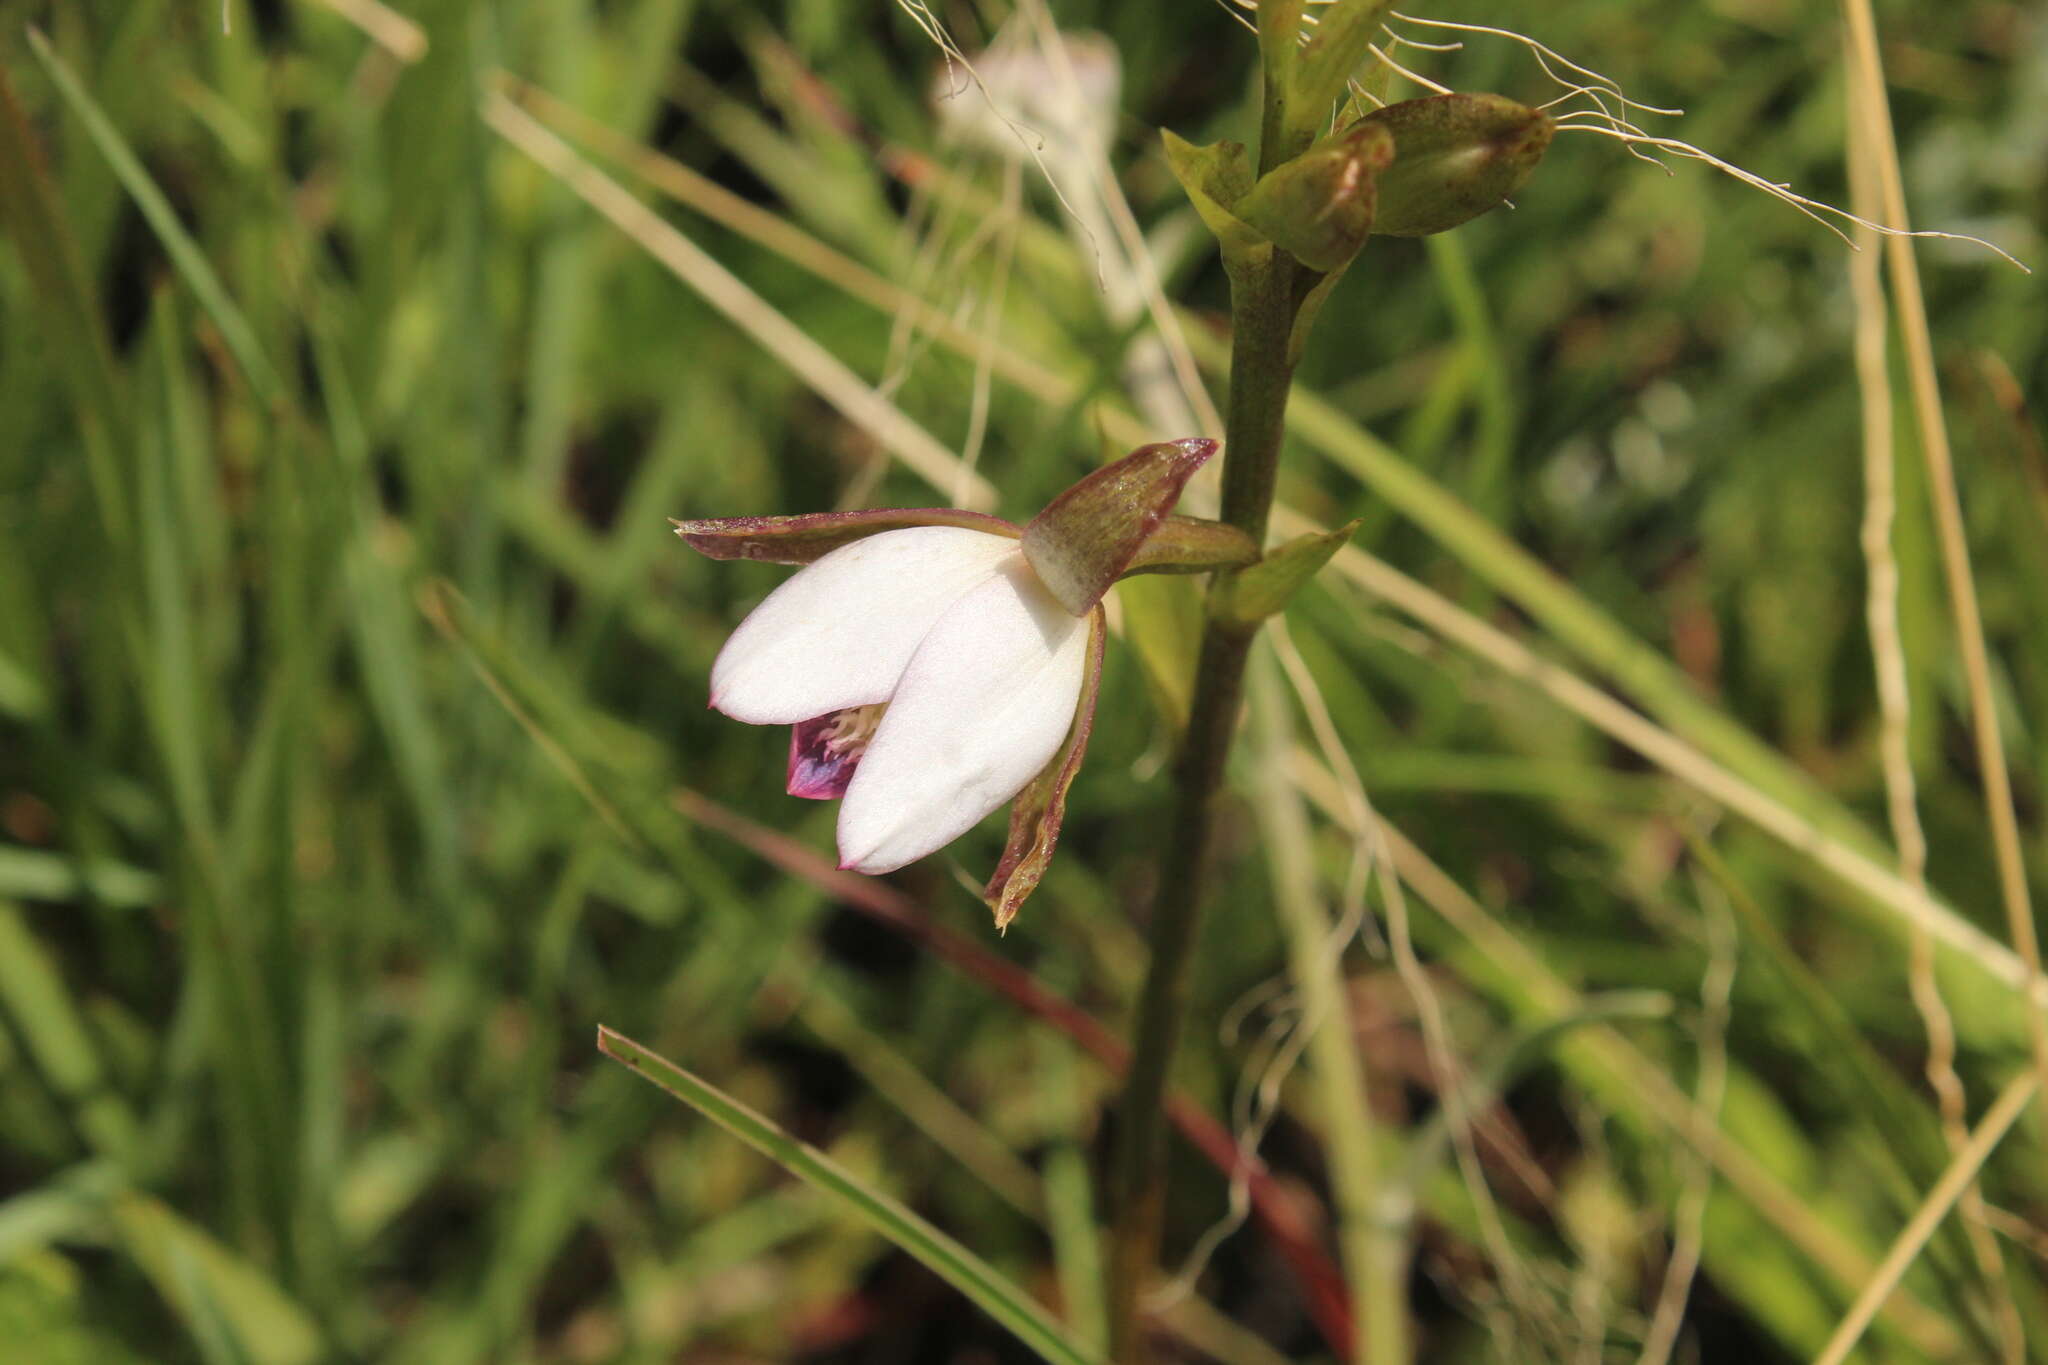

left=891, top=0, right=1098, bottom=239
left=480, top=91, right=996, bottom=509
left=879, top=150, right=986, bottom=409
left=1270, top=620, right=1549, bottom=1346
left=1378, top=809, right=1548, bottom=1344
left=511, top=76, right=1094, bottom=422
left=1277, top=774, right=1962, bottom=1357
left=1840, top=0, right=2048, bottom=1152
left=308, top=0, right=427, bottom=62
left=1982, top=1204, right=2048, bottom=1264
left=956, top=159, right=1020, bottom=503
left=1812, top=1074, right=2039, bottom=1365
left=1843, top=32, right=2022, bottom=1359
left=1016, top=0, right=1223, bottom=438
left=913, top=0, right=1223, bottom=441
left=1297, top=525, right=2036, bottom=1005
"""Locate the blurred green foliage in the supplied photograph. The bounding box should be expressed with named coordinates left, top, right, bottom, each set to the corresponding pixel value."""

left=1, top=0, right=2045, bottom=1361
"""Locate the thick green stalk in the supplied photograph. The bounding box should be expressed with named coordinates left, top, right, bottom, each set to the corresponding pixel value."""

left=1105, top=245, right=1307, bottom=1361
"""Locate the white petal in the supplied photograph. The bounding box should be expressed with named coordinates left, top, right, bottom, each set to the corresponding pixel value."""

left=836, top=560, right=1089, bottom=874
left=709, top=527, right=1020, bottom=725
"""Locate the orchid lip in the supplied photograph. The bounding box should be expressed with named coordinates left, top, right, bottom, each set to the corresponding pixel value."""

left=787, top=705, right=886, bottom=800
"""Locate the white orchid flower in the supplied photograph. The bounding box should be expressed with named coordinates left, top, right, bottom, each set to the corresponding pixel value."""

left=710, top=524, right=1091, bottom=875
left=676, top=439, right=1248, bottom=925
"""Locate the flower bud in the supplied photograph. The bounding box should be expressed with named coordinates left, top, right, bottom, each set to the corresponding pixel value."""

left=1350, top=94, right=1552, bottom=237
left=1233, top=120, right=1394, bottom=272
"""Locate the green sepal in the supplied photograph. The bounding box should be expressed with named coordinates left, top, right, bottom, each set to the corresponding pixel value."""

left=673, top=508, right=1019, bottom=564
left=1121, top=515, right=1261, bottom=578
left=1160, top=130, right=1267, bottom=266
left=1022, top=438, right=1218, bottom=616
left=1351, top=93, right=1553, bottom=237
left=1234, top=121, right=1393, bottom=273
left=1212, top=518, right=1362, bottom=627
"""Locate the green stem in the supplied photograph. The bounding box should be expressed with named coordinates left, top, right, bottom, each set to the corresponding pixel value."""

left=1105, top=245, right=1306, bottom=1362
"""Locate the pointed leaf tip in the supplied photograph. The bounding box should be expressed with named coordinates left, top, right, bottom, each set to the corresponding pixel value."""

left=1213, top=518, right=1361, bottom=627
left=1160, top=130, right=1266, bottom=264
left=1022, top=438, right=1219, bottom=615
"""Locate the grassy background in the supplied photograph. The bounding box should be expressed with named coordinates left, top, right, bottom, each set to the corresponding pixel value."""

left=2, top=0, right=2045, bottom=1360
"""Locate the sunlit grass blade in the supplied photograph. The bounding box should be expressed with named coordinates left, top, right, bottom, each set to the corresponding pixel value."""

left=0, top=903, right=140, bottom=1162
left=1320, top=815, right=1965, bottom=1356
left=1310, top=534, right=2035, bottom=1022
left=1247, top=659, right=1402, bottom=1364
left=597, top=1026, right=1103, bottom=1365
left=0, top=849, right=158, bottom=908
left=109, top=1193, right=322, bottom=1365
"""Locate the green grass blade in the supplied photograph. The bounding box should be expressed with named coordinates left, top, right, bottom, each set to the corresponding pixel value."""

left=1042, top=1144, right=1106, bottom=1353
left=0, top=902, right=139, bottom=1161
left=0, top=51, right=130, bottom=534
left=109, top=1194, right=321, bottom=1365
left=0, top=848, right=158, bottom=908
left=597, top=1026, right=1103, bottom=1365
left=0, top=643, right=47, bottom=723
left=26, top=28, right=284, bottom=406
left=1278, top=371, right=1882, bottom=853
